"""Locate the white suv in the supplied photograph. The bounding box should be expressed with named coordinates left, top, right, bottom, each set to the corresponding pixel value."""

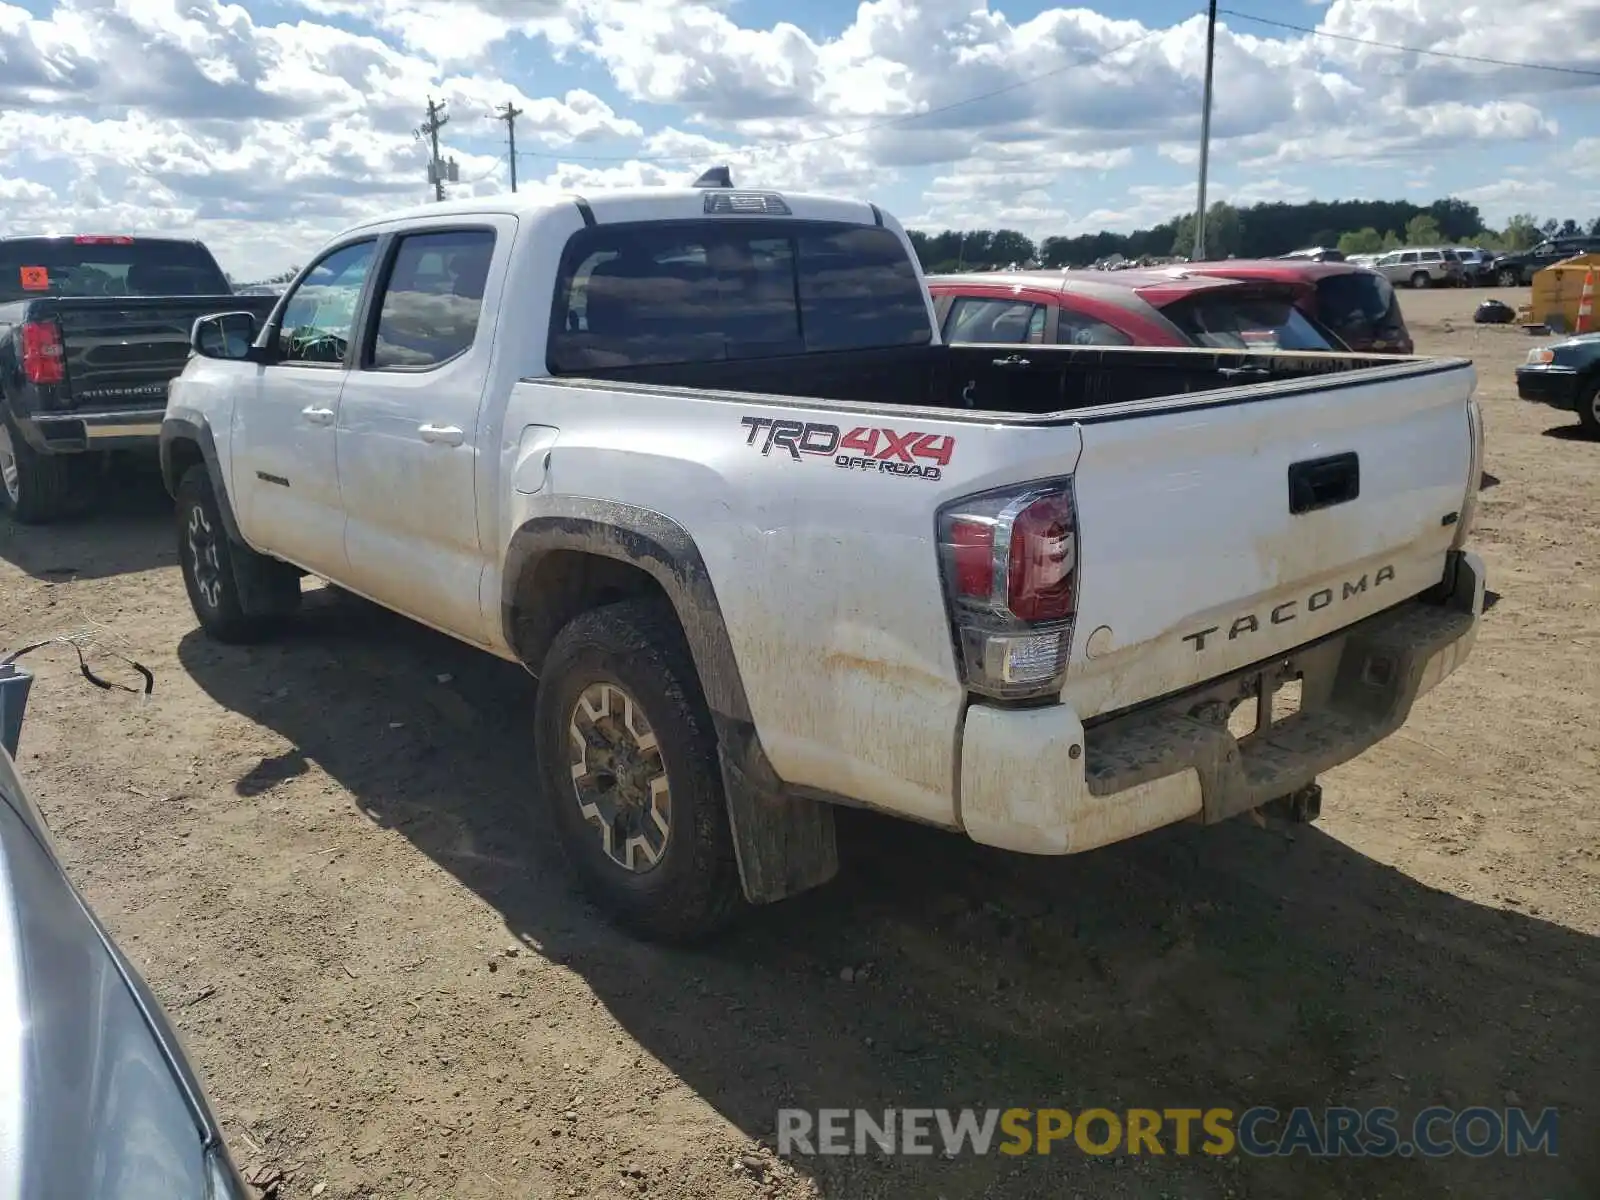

left=1373, top=247, right=1464, bottom=289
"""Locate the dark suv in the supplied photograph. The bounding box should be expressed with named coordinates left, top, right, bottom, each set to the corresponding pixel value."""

left=1490, top=237, right=1600, bottom=287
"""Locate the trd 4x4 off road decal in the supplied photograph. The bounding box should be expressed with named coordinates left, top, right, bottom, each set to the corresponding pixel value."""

left=740, top=416, right=952, bottom=481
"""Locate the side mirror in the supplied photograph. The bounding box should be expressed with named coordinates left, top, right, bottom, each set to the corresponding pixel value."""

left=0, top=662, right=31, bottom=757
left=191, top=311, right=261, bottom=361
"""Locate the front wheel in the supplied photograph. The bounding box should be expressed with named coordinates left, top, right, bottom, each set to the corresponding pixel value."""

left=1497, top=267, right=1521, bottom=289
left=534, top=596, right=741, bottom=941
left=176, top=465, right=301, bottom=643
left=1577, top=378, right=1600, bottom=439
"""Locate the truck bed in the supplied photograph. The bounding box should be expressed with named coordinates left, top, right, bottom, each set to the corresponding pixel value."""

left=549, top=339, right=1425, bottom=416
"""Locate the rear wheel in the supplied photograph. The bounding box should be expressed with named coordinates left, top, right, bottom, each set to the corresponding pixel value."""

left=176, top=465, right=301, bottom=643
left=1410, top=271, right=1431, bottom=289
left=533, top=596, right=741, bottom=941
left=0, top=414, right=97, bottom=524
left=1577, top=378, right=1600, bottom=439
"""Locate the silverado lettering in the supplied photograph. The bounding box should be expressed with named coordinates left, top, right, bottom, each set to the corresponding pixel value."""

left=1181, top=565, right=1397, bottom=652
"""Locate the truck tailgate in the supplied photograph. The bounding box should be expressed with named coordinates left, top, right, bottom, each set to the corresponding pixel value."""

left=55, top=298, right=234, bottom=409
left=1065, top=360, right=1475, bottom=720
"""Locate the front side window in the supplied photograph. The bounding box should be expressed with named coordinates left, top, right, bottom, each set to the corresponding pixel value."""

left=370, top=230, right=495, bottom=369
left=945, top=297, right=1045, bottom=344
left=277, top=240, right=376, bottom=365
left=547, top=220, right=931, bottom=373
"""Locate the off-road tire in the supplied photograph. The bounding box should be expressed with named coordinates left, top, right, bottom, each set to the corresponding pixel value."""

left=1577, top=377, right=1600, bottom=439
left=534, top=596, right=741, bottom=941
left=0, top=411, right=97, bottom=524
left=176, top=465, right=301, bottom=643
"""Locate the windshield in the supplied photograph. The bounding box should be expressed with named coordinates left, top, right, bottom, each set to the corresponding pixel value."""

left=1162, top=292, right=1337, bottom=351
left=548, top=220, right=932, bottom=373
left=1314, top=271, right=1406, bottom=344
left=0, top=238, right=231, bottom=303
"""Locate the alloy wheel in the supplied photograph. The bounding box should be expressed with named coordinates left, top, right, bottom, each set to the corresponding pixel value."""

left=186, top=502, right=225, bottom=610
left=567, top=681, right=672, bottom=873
left=0, top=424, right=18, bottom=505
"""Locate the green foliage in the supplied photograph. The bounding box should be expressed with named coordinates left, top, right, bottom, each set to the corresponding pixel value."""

left=908, top=196, right=1597, bottom=270
left=1336, top=227, right=1383, bottom=256
left=1404, top=214, right=1443, bottom=246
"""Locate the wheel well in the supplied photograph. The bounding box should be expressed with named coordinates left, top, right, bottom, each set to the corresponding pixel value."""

left=511, top=550, right=674, bottom=674
left=164, top=437, right=205, bottom=498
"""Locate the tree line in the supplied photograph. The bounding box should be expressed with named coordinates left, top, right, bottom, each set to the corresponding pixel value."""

left=907, top=198, right=1600, bottom=273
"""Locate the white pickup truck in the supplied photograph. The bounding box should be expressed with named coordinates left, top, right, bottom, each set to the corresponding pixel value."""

left=161, top=176, right=1487, bottom=940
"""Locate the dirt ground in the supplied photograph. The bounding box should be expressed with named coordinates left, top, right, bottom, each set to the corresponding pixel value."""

left=2, top=285, right=1596, bottom=1200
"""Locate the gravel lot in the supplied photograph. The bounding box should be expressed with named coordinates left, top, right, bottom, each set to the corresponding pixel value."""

left=2, top=285, right=1596, bottom=1200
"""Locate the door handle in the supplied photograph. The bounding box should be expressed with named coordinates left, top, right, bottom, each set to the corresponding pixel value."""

left=992, top=354, right=1031, bottom=368
left=301, top=406, right=335, bottom=426
left=419, top=424, right=464, bottom=447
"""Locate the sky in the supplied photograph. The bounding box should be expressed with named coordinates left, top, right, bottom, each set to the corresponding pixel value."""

left=2, top=0, right=1597, bottom=280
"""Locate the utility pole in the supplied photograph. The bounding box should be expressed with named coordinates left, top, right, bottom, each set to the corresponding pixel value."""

left=1192, top=0, right=1218, bottom=261
left=416, top=97, right=450, bottom=202
left=493, top=101, right=524, bottom=192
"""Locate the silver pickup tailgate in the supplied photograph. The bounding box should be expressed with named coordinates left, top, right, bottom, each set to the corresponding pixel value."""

left=1063, top=358, right=1478, bottom=722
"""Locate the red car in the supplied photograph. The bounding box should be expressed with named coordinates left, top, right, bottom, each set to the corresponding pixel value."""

left=927, top=268, right=1349, bottom=353
left=928, top=260, right=1414, bottom=355
left=1183, top=259, right=1414, bottom=354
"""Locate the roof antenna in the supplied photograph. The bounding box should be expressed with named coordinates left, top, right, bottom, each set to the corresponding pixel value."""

left=692, top=165, right=732, bottom=189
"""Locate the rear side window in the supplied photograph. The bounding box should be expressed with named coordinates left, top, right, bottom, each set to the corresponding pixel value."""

left=0, top=238, right=231, bottom=302
left=548, top=220, right=931, bottom=372
left=1164, top=294, right=1335, bottom=352
left=1315, top=271, right=1405, bottom=340
left=945, top=297, right=1045, bottom=344
left=1056, top=309, right=1133, bottom=346
left=369, top=229, right=495, bottom=369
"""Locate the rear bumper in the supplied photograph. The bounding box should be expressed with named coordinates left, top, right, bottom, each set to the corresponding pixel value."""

left=958, top=550, right=1485, bottom=855
left=22, top=408, right=166, bottom=453
left=1515, top=366, right=1580, bottom=410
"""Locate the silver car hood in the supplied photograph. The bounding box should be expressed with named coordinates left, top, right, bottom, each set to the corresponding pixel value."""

left=0, top=750, right=216, bottom=1200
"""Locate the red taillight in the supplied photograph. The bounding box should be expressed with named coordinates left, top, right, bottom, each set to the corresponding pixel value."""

left=937, top=481, right=1079, bottom=700
left=949, top=519, right=994, bottom=598
left=1007, top=494, right=1076, bottom=621
left=20, top=321, right=65, bottom=385
left=73, top=235, right=134, bottom=245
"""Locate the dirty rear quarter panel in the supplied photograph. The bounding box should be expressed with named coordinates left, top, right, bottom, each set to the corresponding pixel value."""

left=503, top=381, right=1087, bottom=827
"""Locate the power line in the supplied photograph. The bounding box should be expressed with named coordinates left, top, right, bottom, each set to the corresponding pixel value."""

left=512, top=24, right=1172, bottom=165
left=1219, top=8, right=1600, bottom=78
left=492, top=102, right=525, bottom=191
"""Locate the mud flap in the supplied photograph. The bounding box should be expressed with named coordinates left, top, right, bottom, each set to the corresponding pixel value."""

left=718, top=748, right=839, bottom=905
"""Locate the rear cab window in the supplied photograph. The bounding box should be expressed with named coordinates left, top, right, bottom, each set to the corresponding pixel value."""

left=0, top=237, right=230, bottom=303
left=547, top=220, right=931, bottom=373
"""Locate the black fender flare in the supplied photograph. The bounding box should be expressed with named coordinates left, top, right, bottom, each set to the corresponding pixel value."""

left=501, top=498, right=756, bottom=734
left=159, top=415, right=243, bottom=544
left=501, top=498, right=838, bottom=904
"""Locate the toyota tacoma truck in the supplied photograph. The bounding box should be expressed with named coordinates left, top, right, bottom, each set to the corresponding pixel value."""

left=0, top=235, right=278, bottom=522
left=159, top=176, right=1488, bottom=940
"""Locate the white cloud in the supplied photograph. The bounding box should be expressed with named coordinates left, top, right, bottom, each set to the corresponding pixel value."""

left=1, top=0, right=1597, bottom=278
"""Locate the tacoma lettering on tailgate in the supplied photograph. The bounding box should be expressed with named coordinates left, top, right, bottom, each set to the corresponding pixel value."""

left=740, top=416, right=952, bottom=481
left=1182, top=565, right=1396, bottom=652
